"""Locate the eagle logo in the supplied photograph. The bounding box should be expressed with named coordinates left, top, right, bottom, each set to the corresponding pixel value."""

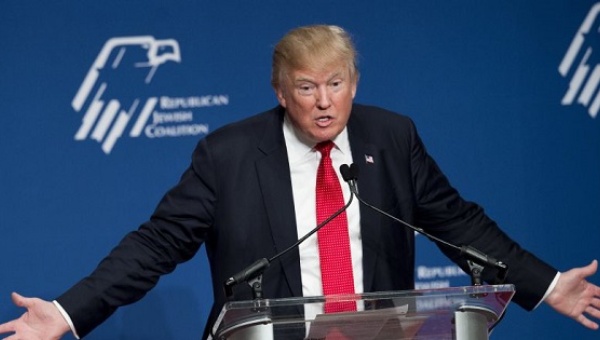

left=559, top=3, right=600, bottom=119
left=73, top=36, right=181, bottom=154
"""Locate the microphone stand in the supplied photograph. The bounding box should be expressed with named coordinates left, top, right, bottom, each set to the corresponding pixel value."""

left=223, top=191, right=355, bottom=299
left=339, top=163, right=508, bottom=287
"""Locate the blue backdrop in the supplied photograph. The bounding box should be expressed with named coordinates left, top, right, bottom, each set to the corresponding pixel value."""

left=1, top=1, right=599, bottom=339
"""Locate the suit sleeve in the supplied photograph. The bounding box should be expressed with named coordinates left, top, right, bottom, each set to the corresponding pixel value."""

left=406, top=118, right=557, bottom=310
left=55, top=139, right=216, bottom=338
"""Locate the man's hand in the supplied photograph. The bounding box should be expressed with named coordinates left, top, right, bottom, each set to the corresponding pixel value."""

left=0, top=292, right=70, bottom=340
left=545, top=260, right=600, bottom=330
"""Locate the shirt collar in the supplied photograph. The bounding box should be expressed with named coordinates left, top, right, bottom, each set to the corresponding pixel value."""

left=283, top=113, right=350, bottom=163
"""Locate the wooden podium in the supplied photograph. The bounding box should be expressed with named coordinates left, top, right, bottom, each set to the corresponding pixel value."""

left=209, top=284, right=515, bottom=340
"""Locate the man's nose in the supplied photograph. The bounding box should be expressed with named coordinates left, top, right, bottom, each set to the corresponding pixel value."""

left=315, top=86, right=331, bottom=109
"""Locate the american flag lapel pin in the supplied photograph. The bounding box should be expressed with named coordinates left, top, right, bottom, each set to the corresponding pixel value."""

left=365, top=154, right=374, bottom=164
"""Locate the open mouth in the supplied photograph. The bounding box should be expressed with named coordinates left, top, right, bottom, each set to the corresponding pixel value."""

left=316, top=116, right=333, bottom=126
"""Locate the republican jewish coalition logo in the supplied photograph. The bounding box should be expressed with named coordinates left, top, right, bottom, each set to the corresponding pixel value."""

left=559, top=3, right=600, bottom=119
left=73, top=36, right=228, bottom=154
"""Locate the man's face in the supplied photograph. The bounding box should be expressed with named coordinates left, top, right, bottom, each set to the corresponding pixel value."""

left=276, top=64, right=357, bottom=144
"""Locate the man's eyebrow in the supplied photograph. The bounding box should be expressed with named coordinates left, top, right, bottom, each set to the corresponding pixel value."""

left=294, top=77, right=315, bottom=83
left=293, top=72, right=344, bottom=83
left=328, top=73, right=343, bottom=81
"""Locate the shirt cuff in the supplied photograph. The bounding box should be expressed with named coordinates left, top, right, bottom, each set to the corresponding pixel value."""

left=52, top=300, right=80, bottom=339
left=533, top=271, right=561, bottom=310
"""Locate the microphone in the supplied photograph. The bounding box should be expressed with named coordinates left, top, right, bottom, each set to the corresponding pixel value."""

left=339, top=163, right=508, bottom=285
left=224, top=181, right=355, bottom=298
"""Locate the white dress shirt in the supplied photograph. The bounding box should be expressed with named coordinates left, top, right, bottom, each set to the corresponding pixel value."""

left=283, top=115, right=364, bottom=321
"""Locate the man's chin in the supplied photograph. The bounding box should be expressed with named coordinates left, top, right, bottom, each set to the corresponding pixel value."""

left=312, top=131, right=341, bottom=143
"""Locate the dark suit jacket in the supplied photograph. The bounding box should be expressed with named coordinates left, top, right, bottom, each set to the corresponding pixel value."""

left=57, top=104, right=557, bottom=338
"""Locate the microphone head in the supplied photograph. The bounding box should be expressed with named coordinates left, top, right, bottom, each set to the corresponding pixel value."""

left=350, top=163, right=359, bottom=180
left=340, top=164, right=354, bottom=182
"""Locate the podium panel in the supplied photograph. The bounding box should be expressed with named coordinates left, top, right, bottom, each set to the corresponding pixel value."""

left=209, top=285, right=515, bottom=340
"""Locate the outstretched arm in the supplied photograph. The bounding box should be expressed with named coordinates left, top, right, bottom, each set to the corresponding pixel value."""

left=0, top=292, right=71, bottom=340
left=545, top=260, right=600, bottom=330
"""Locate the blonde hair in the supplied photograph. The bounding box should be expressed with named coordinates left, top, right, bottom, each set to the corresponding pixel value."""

left=271, top=25, right=359, bottom=89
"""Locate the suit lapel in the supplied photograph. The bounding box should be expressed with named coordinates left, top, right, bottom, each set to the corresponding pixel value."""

left=255, top=108, right=303, bottom=298
left=347, top=109, right=386, bottom=293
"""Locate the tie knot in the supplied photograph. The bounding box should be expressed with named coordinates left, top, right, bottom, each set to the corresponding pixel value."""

left=315, top=140, right=335, bottom=157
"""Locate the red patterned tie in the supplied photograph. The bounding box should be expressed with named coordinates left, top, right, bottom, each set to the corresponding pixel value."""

left=315, top=141, right=356, bottom=313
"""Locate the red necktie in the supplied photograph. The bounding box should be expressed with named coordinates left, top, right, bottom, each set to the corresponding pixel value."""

left=315, top=141, right=356, bottom=313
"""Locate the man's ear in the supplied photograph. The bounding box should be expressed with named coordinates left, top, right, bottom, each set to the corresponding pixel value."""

left=351, top=75, right=358, bottom=99
left=275, top=86, right=287, bottom=108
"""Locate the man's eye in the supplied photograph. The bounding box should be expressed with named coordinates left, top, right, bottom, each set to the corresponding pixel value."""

left=330, top=80, right=343, bottom=91
left=298, top=84, right=314, bottom=95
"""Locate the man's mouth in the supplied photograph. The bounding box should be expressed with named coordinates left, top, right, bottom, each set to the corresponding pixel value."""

left=316, top=116, right=333, bottom=126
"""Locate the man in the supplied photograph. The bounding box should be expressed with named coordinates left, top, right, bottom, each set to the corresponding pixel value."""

left=1, top=25, right=599, bottom=340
